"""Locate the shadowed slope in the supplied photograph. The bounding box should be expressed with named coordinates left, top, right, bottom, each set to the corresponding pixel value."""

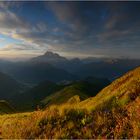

left=0, top=100, right=15, bottom=114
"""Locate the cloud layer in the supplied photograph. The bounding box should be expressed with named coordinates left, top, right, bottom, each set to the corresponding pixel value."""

left=0, top=1, right=140, bottom=58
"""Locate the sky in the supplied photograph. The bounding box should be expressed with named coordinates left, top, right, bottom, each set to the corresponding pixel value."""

left=0, top=1, right=140, bottom=59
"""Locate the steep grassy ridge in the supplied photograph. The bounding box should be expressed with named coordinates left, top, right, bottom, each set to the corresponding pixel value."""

left=1, top=67, right=140, bottom=139
left=41, top=80, right=109, bottom=106
left=80, top=67, right=140, bottom=110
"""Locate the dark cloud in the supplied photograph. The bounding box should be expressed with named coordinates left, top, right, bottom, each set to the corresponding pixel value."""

left=0, top=1, right=140, bottom=58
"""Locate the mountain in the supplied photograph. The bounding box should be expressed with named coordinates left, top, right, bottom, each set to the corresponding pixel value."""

left=30, top=52, right=140, bottom=81
left=0, top=100, right=15, bottom=114
left=1, top=67, right=140, bottom=138
left=80, top=66, right=140, bottom=110
left=75, top=59, right=140, bottom=80
left=41, top=79, right=110, bottom=107
left=30, top=51, right=69, bottom=64
left=0, top=52, right=79, bottom=84
left=0, top=71, right=22, bottom=101
left=30, top=51, right=71, bottom=71
left=30, top=51, right=83, bottom=73
left=12, top=81, right=65, bottom=111
left=82, top=57, right=103, bottom=64
left=84, top=76, right=110, bottom=87
left=0, top=53, right=140, bottom=84
left=41, top=81, right=89, bottom=106
left=12, top=77, right=109, bottom=111
left=7, top=61, right=77, bottom=84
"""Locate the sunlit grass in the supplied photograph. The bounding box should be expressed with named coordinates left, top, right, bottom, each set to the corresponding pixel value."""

left=1, top=67, right=140, bottom=139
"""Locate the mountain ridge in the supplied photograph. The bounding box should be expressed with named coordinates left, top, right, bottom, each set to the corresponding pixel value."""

left=80, top=66, right=140, bottom=110
left=1, top=67, right=140, bottom=138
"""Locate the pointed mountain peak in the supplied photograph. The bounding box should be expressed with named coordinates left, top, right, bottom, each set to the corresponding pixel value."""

left=44, top=51, right=59, bottom=57
left=30, top=51, right=68, bottom=64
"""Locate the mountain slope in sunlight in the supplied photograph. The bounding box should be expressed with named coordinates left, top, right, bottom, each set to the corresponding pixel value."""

left=41, top=80, right=109, bottom=107
left=80, top=66, right=140, bottom=110
left=11, top=77, right=109, bottom=111
left=1, top=67, right=140, bottom=139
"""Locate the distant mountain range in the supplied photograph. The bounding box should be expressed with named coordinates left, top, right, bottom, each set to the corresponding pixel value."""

left=30, top=51, right=83, bottom=73
left=8, top=61, right=77, bottom=84
left=30, top=51, right=69, bottom=66
left=0, top=52, right=139, bottom=112
left=0, top=51, right=139, bottom=85
left=75, top=59, right=140, bottom=80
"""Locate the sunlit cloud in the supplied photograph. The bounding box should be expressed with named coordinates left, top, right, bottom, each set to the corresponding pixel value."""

left=0, top=1, right=139, bottom=59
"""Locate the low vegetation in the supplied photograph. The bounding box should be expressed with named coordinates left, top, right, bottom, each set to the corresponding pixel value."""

left=1, top=67, right=140, bottom=139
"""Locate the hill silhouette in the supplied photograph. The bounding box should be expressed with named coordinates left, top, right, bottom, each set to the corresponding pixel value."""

left=0, top=100, right=15, bottom=114
left=42, top=79, right=110, bottom=107
left=12, top=81, right=65, bottom=111
left=0, top=72, right=22, bottom=100
left=12, top=77, right=109, bottom=111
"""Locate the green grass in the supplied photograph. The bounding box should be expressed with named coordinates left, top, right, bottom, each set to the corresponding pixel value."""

left=41, top=82, right=90, bottom=106
left=41, top=80, right=108, bottom=107
left=0, top=100, right=15, bottom=114
left=11, top=78, right=109, bottom=111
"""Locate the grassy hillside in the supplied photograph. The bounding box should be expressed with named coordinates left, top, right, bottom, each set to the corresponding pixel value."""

left=41, top=80, right=108, bottom=106
left=41, top=82, right=88, bottom=106
left=80, top=66, right=140, bottom=110
left=0, top=100, right=15, bottom=114
left=12, top=78, right=109, bottom=111
left=1, top=67, right=140, bottom=138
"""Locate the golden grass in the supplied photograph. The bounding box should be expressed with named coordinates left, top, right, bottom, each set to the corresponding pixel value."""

left=0, top=98, right=140, bottom=139
left=1, top=67, right=140, bottom=139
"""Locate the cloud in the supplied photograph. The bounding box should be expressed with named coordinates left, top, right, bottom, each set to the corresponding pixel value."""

left=0, top=43, right=40, bottom=51
left=0, top=11, right=29, bottom=30
left=0, top=10, right=49, bottom=48
left=0, top=1, right=21, bottom=10
left=47, top=2, right=92, bottom=35
left=0, top=37, right=5, bottom=42
left=0, top=1, right=140, bottom=59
